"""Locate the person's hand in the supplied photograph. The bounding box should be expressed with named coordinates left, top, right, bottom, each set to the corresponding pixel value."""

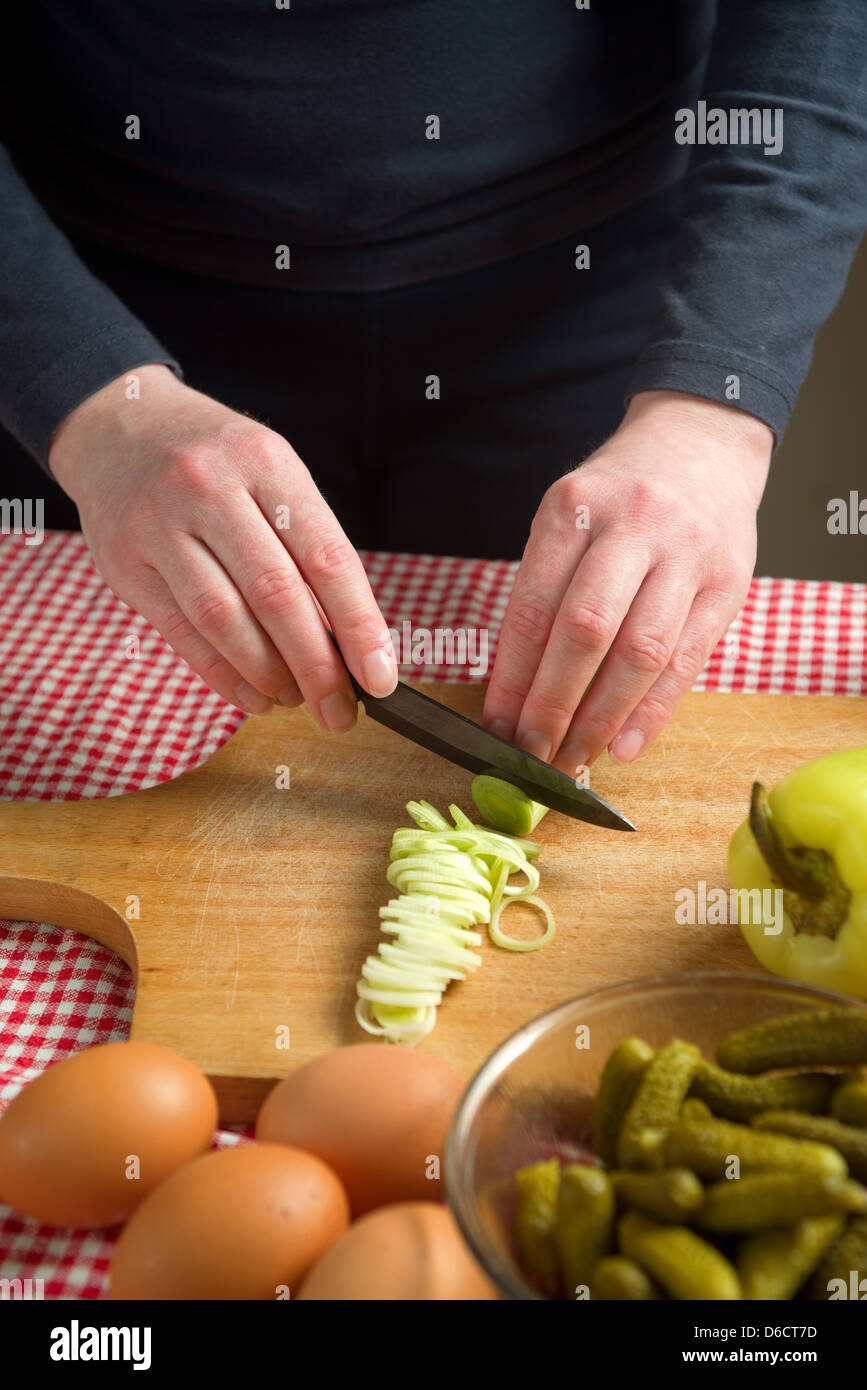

left=482, top=390, right=773, bottom=774
left=49, top=365, right=398, bottom=723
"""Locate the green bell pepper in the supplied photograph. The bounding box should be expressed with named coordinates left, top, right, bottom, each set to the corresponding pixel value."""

left=727, top=747, right=867, bottom=999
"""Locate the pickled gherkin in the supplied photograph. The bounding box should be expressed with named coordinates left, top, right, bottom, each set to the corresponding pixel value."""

left=592, top=1037, right=655, bottom=1166
left=612, top=1168, right=704, bottom=1223
left=737, top=1216, right=845, bottom=1300
left=618, top=1209, right=741, bottom=1300
left=697, top=1171, right=867, bottom=1233
left=515, top=1159, right=561, bottom=1294
left=752, top=1109, right=867, bottom=1184
left=590, top=1254, right=659, bottom=1301
left=716, top=1008, right=867, bottom=1075
left=617, top=1040, right=702, bottom=1170
left=690, top=1061, right=834, bottom=1121
left=805, top=1214, right=867, bottom=1300
left=513, top=1013, right=867, bottom=1301
left=831, top=1076, right=867, bottom=1127
left=680, top=1096, right=713, bottom=1122
left=664, top=1113, right=847, bottom=1179
left=555, top=1164, right=615, bottom=1297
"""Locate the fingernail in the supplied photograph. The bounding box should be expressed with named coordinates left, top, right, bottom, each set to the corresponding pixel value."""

left=362, top=646, right=399, bottom=698
left=518, top=729, right=552, bottom=762
left=609, top=728, right=645, bottom=764
left=234, top=681, right=274, bottom=714
left=319, top=690, right=357, bottom=732
left=486, top=717, right=514, bottom=741
left=277, top=686, right=302, bottom=708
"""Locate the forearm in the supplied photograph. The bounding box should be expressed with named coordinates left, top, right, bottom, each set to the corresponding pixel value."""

left=627, top=0, right=867, bottom=442
left=0, top=146, right=180, bottom=470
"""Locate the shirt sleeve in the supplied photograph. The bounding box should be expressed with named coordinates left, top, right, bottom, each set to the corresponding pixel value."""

left=625, top=0, right=867, bottom=443
left=0, top=145, right=182, bottom=471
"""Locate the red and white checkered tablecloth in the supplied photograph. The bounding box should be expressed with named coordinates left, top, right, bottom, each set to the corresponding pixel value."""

left=1, top=530, right=865, bottom=1298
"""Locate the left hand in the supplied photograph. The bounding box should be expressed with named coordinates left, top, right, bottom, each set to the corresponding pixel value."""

left=482, top=390, right=774, bottom=775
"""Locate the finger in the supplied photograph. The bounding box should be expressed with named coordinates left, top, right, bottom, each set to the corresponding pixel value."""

left=550, top=565, right=694, bottom=773
left=482, top=514, right=593, bottom=742
left=151, top=526, right=313, bottom=708
left=513, top=534, right=651, bottom=764
left=253, top=473, right=398, bottom=699
left=194, top=498, right=359, bottom=732
left=127, top=564, right=278, bottom=713
left=605, top=588, right=738, bottom=764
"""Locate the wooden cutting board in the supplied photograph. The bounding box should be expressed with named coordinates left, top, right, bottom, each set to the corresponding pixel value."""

left=1, top=689, right=865, bottom=1121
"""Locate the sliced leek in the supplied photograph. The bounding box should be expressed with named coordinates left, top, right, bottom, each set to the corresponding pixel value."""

left=355, top=798, right=555, bottom=1045
left=489, top=894, right=556, bottom=953
left=471, top=774, right=550, bottom=837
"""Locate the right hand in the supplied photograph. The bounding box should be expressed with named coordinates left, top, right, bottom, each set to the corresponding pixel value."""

left=49, top=365, right=398, bottom=724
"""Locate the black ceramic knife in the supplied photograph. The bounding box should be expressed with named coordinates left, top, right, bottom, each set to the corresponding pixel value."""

left=329, top=633, right=635, bottom=831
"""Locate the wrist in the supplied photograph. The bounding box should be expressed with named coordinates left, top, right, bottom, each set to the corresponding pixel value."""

left=49, top=364, right=183, bottom=489
left=620, top=390, right=773, bottom=506
left=624, top=389, right=775, bottom=456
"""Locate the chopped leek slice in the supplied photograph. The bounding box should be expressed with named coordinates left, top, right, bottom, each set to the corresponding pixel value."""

left=355, top=798, right=555, bottom=1044
left=471, top=774, right=550, bottom=837
left=489, top=894, right=556, bottom=953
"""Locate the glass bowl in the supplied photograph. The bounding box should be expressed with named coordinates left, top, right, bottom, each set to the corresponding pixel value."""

left=445, top=971, right=867, bottom=1300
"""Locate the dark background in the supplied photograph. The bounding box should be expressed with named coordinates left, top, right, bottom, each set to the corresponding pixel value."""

left=759, top=232, right=867, bottom=581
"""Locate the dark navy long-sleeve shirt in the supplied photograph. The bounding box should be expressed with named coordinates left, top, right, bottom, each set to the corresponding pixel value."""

left=1, top=0, right=866, bottom=466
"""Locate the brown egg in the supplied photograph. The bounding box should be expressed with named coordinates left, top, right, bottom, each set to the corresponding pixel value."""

left=0, top=1041, right=217, bottom=1227
left=255, top=1045, right=465, bottom=1216
left=108, top=1142, right=348, bottom=1299
left=298, top=1201, right=500, bottom=1300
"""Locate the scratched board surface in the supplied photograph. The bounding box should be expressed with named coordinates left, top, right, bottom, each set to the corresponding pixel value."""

left=0, top=688, right=865, bottom=1120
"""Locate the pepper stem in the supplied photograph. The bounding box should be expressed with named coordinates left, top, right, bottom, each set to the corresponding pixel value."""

left=748, top=781, right=851, bottom=939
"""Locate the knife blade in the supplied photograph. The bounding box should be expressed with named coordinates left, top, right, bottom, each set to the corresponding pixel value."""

left=328, top=633, right=635, bottom=831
